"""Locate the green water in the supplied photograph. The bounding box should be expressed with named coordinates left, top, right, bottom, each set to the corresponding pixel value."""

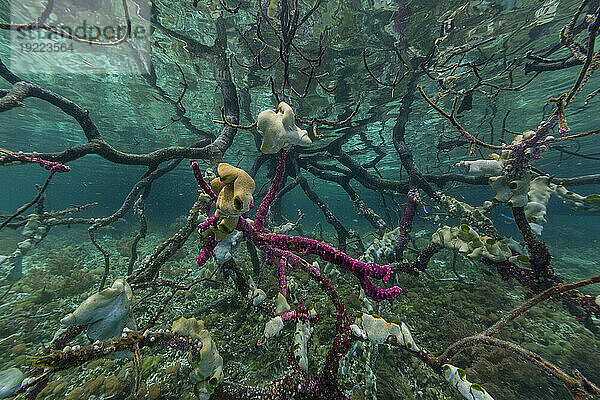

left=0, top=0, right=599, bottom=399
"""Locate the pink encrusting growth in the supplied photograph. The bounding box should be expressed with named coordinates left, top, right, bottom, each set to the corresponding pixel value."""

left=0, top=148, right=70, bottom=173
left=254, top=149, right=286, bottom=232
left=197, top=214, right=218, bottom=234
left=190, top=150, right=402, bottom=397
left=279, top=257, right=287, bottom=296
left=190, top=161, right=217, bottom=201
left=395, top=193, right=417, bottom=260
left=241, top=230, right=402, bottom=301
left=197, top=236, right=217, bottom=266
left=190, top=150, right=402, bottom=302
left=280, top=307, right=319, bottom=325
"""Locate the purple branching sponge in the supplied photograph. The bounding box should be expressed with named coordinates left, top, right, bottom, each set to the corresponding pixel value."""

left=190, top=151, right=402, bottom=302
left=395, top=192, right=418, bottom=260
left=254, top=149, right=286, bottom=232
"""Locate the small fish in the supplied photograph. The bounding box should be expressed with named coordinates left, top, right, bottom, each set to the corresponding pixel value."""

left=81, top=59, right=93, bottom=67
left=18, top=114, right=25, bottom=117
left=500, top=213, right=516, bottom=224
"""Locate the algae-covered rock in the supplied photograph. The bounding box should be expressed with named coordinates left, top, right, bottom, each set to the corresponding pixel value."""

left=60, top=278, right=135, bottom=341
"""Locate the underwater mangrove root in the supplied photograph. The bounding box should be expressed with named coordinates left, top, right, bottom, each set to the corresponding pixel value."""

left=0, top=13, right=240, bottom=290
left=235, top=0, right=330, bottom=101
left=0, top=196, right=97, bottom=281
left=0, top=171, right=54, bottom=232
left=19, top=330, right=181, bottom=398
left=138, top=267, right=222, bottom=332
left=394, top=190, right=419, bottom=260
left=525, top=1, right=598, bottom=74
left=130, top=193, right=211, bottom=284
left=4, top=2, right=600, bottom=400
left=217, top=0, right=241, bottom=14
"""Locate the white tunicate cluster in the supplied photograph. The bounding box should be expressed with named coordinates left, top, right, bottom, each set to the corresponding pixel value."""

left=213, top=230, right=243, bottom=265
left=359, top=289, right=375, bottom=313
left=524, top=176, right=553, bottom=235
left=437, top=192, right=496, bottom=237
left=0, top=215, right=47, bottom=280
left=273, top=222, right=295, bottom=234
left=247, top=277, right=266, bottom=306
left=443, top=364, right=494, bottom=400
left=263, top=316, right=284, bottom=339
left=504, top=236, right=528, bottom=256
left=489, top=171, right=531, bottom=207
left=293, top=309, right=316, bottom=372
left=350, top=313, right=418, bottom=351
left=553, top=185, right=600, bottom=213
left=286, top=276, right=299, bottom=304
left=366, top=365, right=377, bottom=400
left=432, top=224, right=511, bottom=262
left=508, top=254, right=531, bottom=269
left=322, top=262, right=340, bottom=284
left=250, top=288, right=266, bottom=306
left=458, top=131, right=552, bottom=210
left=339, top=341, right=359, bottom=376
left=362, top=227, right=402, bottom=263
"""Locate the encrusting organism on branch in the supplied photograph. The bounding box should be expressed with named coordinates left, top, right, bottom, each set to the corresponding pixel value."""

left=192, top=148, right=402, bottom=303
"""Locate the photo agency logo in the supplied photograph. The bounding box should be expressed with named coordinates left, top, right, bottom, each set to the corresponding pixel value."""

left=10, top=0, right=151, bottom=74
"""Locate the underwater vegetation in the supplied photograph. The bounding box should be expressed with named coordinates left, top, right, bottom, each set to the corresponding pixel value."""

left=1, top=0, right=600, bottom=399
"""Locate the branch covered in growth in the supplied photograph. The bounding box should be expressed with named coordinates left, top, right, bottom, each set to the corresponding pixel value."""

left=191, top=148, right=402, bottom=303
